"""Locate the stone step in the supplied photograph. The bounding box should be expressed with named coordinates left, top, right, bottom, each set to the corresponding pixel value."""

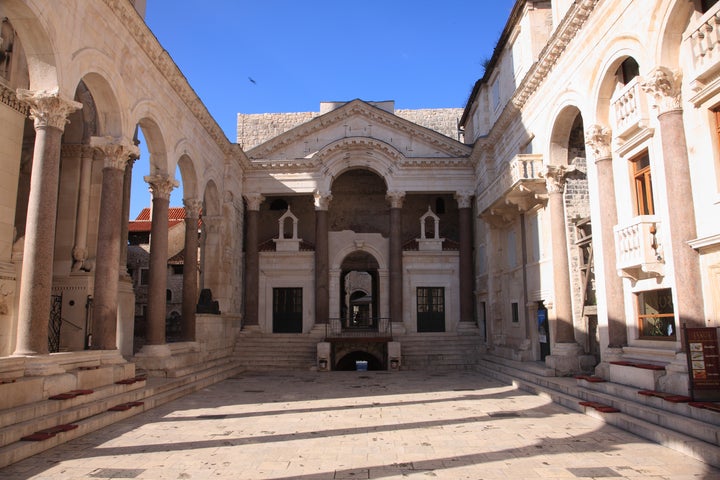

left=476, top=355, right=720, bottom=469
left=0, top=359, right=241, bottom=469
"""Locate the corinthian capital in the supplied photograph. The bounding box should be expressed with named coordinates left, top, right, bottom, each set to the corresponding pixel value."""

left=90, top=136, right=140, bottom=171
left=183, top=198, right=203, bottom=218
left=454, top=191, right=474, bottom=209
left=244, top=193, right=265, bottom=211
left=313, top=190, right=333, bottom=210
left=639, top=67, right=683, bottom=114
left=540, top=164, right=577, bottom=194
left=144, top=174, right=178, bottom=200
left=584, top=124, right=612, bottom=161
left=16, top=88, right=82, bottom=131
left=386, top=190, right=406, bottom=209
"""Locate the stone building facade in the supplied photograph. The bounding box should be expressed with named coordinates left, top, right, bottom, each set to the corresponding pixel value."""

left=0, top=0, right=719, bottom=463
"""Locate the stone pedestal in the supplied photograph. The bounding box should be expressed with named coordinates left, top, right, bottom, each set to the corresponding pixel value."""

left=388, top=341, right=401, bottom=371
left=116, top=277, right=135, bottom=358
left=545, top=342, right=595, bottom=376
left=317, top=342, right=330, bottom=371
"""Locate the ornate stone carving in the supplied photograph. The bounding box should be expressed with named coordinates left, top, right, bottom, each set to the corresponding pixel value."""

left=584, top=124, right=612, bottom=160
left=90, top=136, right=139, bottom=171
left=313, top=190, right=333, bottom=210
left=0, top=84, right=29, bottom=115
left=540, top=165, right=577, bottom=194
left=144, top=174, right=178, bottom=200
left=454, top=191, right=474, bottom=209
left=639, top=67, right=683, bottom=114
left=183, top=198, right=203, bottom=219
left=385, top=190, right=405, bottom=209
left=244, top=193, right=265, bottom=211
left=16, top=88, right=82, bottom=131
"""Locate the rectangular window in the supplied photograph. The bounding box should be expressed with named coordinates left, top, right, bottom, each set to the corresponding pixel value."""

left=637, top=288, right=676, bottom=340
left=511, top=302, right=519, bottom=323
left=631, top=150, right=654, bottom=216
left=140, top=268, right=150, bottom=286
left=491, top=79, right=501, bottom=111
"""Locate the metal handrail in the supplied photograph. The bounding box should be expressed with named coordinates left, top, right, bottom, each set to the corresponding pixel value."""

left=324, top=317, right=393, bottom=339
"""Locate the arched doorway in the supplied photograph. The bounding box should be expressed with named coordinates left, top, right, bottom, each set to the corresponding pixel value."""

left=340, top=251, right=379, bottom=331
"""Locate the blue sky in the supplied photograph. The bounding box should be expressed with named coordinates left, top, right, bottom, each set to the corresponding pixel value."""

left=130, top=0, right=515, bottom=218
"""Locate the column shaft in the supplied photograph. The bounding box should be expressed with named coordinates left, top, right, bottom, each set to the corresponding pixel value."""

left=244, top=209, right=259, bottom=326
left=458, top=206, right=474, bottom=322
left=71, top=147, right=94, bottom=272
left=389, top=207, right=403, bottom=323
left=315, top=209, right=329, bottom=324
left=181, top=201, right=201, bottom=341
left=14, top=124, right=64, bottom=355
left=145, top=195, right=170, bottom=345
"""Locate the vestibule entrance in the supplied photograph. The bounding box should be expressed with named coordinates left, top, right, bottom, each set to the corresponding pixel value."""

left=340, top=251, right=379, bottom=331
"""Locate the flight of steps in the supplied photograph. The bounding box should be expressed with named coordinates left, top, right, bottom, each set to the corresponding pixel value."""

left=0, top=357, right=241, bottom=468
left=476, top=355, right=720, bottom=469
left=398, top=331, right=485, bottom=370
left=234, top=330, right=322, bottom=371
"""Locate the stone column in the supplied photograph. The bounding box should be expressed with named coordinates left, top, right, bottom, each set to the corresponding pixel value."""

left=640, top=67, right=705, bottom=334
left=13, top=90, right=81, bottom=356
left=90, top=136, right=139, bottom=350
left=71, top=145, right=96, bottom=272
left=314, top=191, right=332, bottom=326
left=118, top=157, right=137, bottom=275
left=386, top=191, right=405, bottom=324
left=143, top=174, right=178, bottom=347
left=585, top=125, right=627, bottom=351
left=181, top=198, right=202, bottom=341
left=541, top=165, right=577, bottom=345
left=456, top=191, right=474, bottom=323
left=243, top=193, right=264, bottom=327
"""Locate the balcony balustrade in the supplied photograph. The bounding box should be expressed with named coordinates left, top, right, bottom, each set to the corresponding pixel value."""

left=685, top=3, right=720, bottom=90
left=477, top=154, right=545, bottom=217
left=611, top=77, right=650, bottom=143
left=614, top=216, right=664, bottom=280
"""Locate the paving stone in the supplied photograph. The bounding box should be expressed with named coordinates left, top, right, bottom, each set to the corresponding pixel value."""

left=0, top=371, right=719, bottom=479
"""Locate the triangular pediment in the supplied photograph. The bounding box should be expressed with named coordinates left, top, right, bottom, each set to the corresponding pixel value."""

left=245, top=99, right=471, bottom=168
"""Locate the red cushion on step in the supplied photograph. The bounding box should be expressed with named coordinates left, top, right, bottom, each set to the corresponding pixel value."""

left=21, top=432, right=56, bottom=441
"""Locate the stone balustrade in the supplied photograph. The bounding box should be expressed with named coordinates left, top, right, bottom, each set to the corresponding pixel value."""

left=686, top=3, right=720, bottom=84
left=477, top=154, right=544, bottom=214
left=611, top=77, right=650, bottom=142
left=614, top=216, right=664, bottom=279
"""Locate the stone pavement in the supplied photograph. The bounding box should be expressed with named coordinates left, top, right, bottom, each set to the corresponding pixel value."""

left=2, top=370, right=718, bottom=480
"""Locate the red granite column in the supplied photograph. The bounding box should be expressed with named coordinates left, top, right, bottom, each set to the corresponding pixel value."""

left=542, top=165, right=577, bottom=345
left=181, top=198, right=202, bottom=341
left=90, top=136, right=139, bottom=350
left=243, top=194, right=264, bottom=327
left=314, top=191, right=332, bottom=326
left=640, top=67, right=705, bottom=334
left=13, top=90, right=81, bottom=355
left=119, top=157, right=137, bottom=276
left=456, top=191, right=475, bottom=323
left=386, top=191, right=405, bottom=324
left=144, top=175, right=177, bottom=346
left=585, top=125, right=627, bottom=349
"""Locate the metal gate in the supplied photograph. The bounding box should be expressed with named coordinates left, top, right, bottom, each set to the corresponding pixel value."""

left=48, top=294, right=62, bottom=353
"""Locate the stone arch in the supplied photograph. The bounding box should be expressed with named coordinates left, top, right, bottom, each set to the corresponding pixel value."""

left=202, top=179, right=221, bottom=217
left=657, top=0, right=697, bottom=69
left=0, top=0, right=58, bottom=91
left=548, top=104, right=586, bottom=167
left=591, top=43, right=646, bottom=127
left=176, top=154, right=198, bottom=201
left=76, top=72, right=123, bottom=138
left=314, top=137, right=401, bottom=193
left=136, top=116, right=169, bottom=176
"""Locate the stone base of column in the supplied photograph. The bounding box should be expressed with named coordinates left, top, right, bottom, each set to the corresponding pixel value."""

left=134, top=344, right=172, bottom=377
left=657, top=353, right=691, bottom=397
left=593, top=346, right=624, bottom=379
left=545, top=342, right=596, bottom=376
left=116, top=278, right=135, bottom=358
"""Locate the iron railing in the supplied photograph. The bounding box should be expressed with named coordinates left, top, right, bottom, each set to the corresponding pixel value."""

left=48, top=294, right=62, bottom=353
left=324, top=317, right=393, bottom=340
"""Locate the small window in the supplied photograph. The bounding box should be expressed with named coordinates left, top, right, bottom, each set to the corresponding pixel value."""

left=511, top=302, right=519, bottom=323
left=630, top=150, right=654, bottom=216
left=637, top=288, right=676, bottom=340
left=140, top=268, right=150, bottom=286
left=166, top=289, right=172, bottom=302
left=171, top=264, right=183, bottom=275
left=491, top=79, right=501, bottom=111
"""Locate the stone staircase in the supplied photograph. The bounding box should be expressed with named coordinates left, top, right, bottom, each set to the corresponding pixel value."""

left=233, top=330, right=322, bottom=371
left=476, top=354, right=720, bottom=469
left=398, top=330, right=485, bottom=370
left=0, top=356, right=241, bottom=468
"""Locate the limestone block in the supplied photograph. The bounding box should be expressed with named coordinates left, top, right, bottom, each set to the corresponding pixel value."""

left=317, top=342, right=330, bottom=371
left=76, top=366, right=115, bottom=389
left=43, top=373, right=77, bottom=398
left=609, top=363, right=665, bottom=391
left=388, top=341, right=401, bottom=370
left=0, top=377, right=44, bottom=409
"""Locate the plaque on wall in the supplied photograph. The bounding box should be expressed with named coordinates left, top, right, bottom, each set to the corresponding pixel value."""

left=684, top=326, right=720, bottom=401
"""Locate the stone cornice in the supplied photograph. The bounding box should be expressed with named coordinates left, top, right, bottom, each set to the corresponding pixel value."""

left=0, top=82, right=29, bottom=115
left=511, top=0, right=599, bottom=109
left=246, top=100, right=471, bottom=163
left=100, top=0, right=247, bottom=166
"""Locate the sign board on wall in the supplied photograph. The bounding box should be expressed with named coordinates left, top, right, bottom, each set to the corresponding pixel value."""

left=684, top=327, right=720, bottom=401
